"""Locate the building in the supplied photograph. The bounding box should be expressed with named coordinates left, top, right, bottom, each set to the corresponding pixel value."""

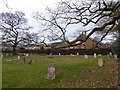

left=49, top=36, right=109, bottom=49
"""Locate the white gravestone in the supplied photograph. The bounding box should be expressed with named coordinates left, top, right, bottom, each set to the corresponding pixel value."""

left=48, top=66, right=56, bottom=80
left=1, top=55, right=3, bottom=58
left=17, top=56, right=20, bottom=60
left=85, top=54, right=88, bottom=59
left=94, top=53, right=97, bottom=58
left=59, top=53, right=61, bottom=56
left=26, top=54, right=29, bottom=56
left=98, top=58, right=103, bottom=66
left=77, top=53, right=79, bottom=55
left=109, top=52, right=112, bottom=55
left=109, top=52, right=112, bottom=57
left=114, top=54, right=118, bottom=60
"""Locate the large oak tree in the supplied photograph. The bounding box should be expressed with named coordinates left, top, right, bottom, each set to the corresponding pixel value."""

left=0, top=11, right=31, bottom=54
left=34, top=0, right=120, bottom=48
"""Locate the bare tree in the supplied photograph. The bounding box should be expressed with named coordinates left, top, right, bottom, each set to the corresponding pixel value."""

left=22, top=32, right=39, bottom=46
left=0, top=11, right=31, bottom=54
left=34, top=0, right=120, bottom=48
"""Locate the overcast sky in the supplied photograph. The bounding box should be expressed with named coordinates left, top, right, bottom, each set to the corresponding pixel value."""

left=0, top=0, right=60, bottom=32
left=0, top=0, right=117, bottom=43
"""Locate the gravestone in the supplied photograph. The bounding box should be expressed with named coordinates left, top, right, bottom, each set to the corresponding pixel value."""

left=98, top=54, right=102, bottom=57
left=77, top=53, right=79, bottom=55
left=23, top=57, right=26, bottom=64
left=6, top=53, right=8, bottom=56
left=1, top=55, right=3, bottom=58
left=94, top=53, right=97, bottom=58
left=26, top=54, right=29, bottom=56
left=109, top=52, right=112, bottom=58
left=27, top=59, right=32, bottom=64
left=84, top=54, right=88, bottom=59
left=48, top=66, right=56, bottom=80
left=114, top=54, right=118, bottom=60
left=98, top=58, right=103, bottom=66
left=59, top=53, right=61, bottom=56
left=17, top=56, right=20, bottom=60
left=48, top=53, right=53, bottom=58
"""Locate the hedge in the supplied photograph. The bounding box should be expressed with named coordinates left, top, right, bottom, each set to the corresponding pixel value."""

left=2, top=48, right=112, bottom=55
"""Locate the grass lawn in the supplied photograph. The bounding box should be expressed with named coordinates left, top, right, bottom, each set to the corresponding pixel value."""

left=2, top=53, right=118, bottom=88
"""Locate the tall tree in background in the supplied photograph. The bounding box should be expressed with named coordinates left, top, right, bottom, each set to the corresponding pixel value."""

left=34, top=0, right=120, bottom=48
left=0, top=11, right=31, bottom=54
left=22, top=32, right=39, bottom=46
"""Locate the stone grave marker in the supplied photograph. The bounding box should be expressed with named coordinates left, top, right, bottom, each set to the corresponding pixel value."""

left=77, top=53, right=79, bottom=55
left=6, top=53, right=8, bottom=56
left=17, top=56, right=21, bottom=60
left=98, top=57, right=103, bottom=66
left=59, top=53, right=61, bottom=56
left=114, top=54, right=118, bottom=60
left=27, top=59, right=32, bottom=64
left=98, top=54, right=102, bottom=56
left=48, top=66, right=56, bottom=80
left=26, top=54, right=29, bottom=56
left=1, top=55, right=3, bottom=58
left=94, top=53, right=97, bottom=58
left=23, top=57, right=26, bottom=64
left=109, top=52, right=112, bottom=57
left=84, top=54, right=88, bottom=59
left=48, top=53, right=53, bottom=58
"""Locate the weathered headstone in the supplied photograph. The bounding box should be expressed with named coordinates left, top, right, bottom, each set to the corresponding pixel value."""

left=59, top=53, right=61, bottom=56
left=98, top=54, right=102, bottom=57
left=94, top=53, right=97, bottom=58
left=27, top=59, right=32, bottom=64
left=1, top=55, right=3, bottom=58
left=23, top=57, right=26, bottom=64
left=98, top=58, right=103, bottom=66
left=17, top=56, right=20, bottom=60
left=114, top=54, right=118, bottom=60
left=77, top=53, right=79, bottom=55
left=84, top=54, right=88, bottom=59
left=109, top=52, right=112, bottom=58
left=6, top=53, right=8, bottom=56
left=26, top=54, right=29, bottom=56
left=48, top=53, right=53, bottom=58
left=48, top=66, right=56, bottom=80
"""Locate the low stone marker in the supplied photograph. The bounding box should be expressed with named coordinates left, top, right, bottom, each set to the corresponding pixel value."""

left=48, top=66, right=56, bottom=80
left=114, top=54, right=118, bottom=60
left=77, top=53, right=79, bottom=55
left=70, top=54, right=75, bottom=56
left=84, top=54, right=88, bottom=59
left=17, top=56, right=21, bottom=60
left=98, top=58, right=103, bottom=66
left=26, top=54, right=29, bottom=56
left=23, top=57, right=26, bottom=64
left=59, top=53, right=61, bottom=56
left=48, top=53, right=54, bottom=58
left=1, top=55, right=3, bottom=58
left=109, top=52, right=112, bottom=57
left=98, top=54, right=102, bottom=57
left=94, top=53, right=97, bottom=58
left=27, top=59, right=32, bottom=64
left=6, top=53, right=8, bottom=56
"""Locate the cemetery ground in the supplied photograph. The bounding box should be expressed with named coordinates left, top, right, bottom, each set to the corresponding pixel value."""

left=2, top=53, right=118, bottom=88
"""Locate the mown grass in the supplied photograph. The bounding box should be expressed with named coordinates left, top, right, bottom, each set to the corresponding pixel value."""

left=2, top=53, right=117, bottom=88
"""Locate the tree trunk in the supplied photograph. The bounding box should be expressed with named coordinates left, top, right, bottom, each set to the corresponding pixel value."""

left=12, top=44, right=18, bottom=55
